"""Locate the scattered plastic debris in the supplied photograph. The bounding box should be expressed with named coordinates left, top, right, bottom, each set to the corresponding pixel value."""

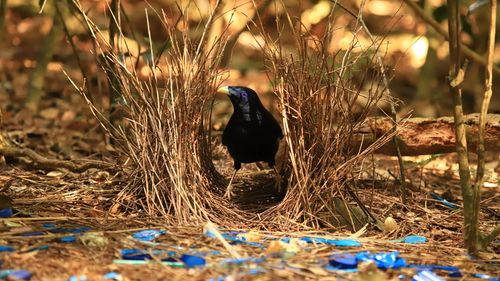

left=103, top=271, right=122, bottom=280
left=431, top=193, right=459, bottom=209
left=0, top=208, right=13, bottom=218
left=180, top=254, right=206, bottom=268
left=121, top=248, right=176, bottom=261
left=0, top=245, right=15, bottom=252
left=355, top=251, right=406, bottom=269
left=391, top=235, right=427, bottom=244
left=27, top=245, right=49, bottom=252
left=132, top=229, right=166, bottom=241
left=0, top=269, right=31, bottom=280
left=472, top=273, right=500, bottom=281
left=67, top=226, right=92, bottom=234
left=68, top=275, right=87, bottom=281
left=60, top=235, right=77, bottom=243
left=42, top=223, right=57, bottom=228
left=329, top=253, right=358, bottom=269
left=412, top=270, right=445, bottom=281
left=281, top=237, right=361, bottom=247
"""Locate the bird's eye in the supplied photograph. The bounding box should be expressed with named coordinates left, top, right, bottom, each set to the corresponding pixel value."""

left=241, top=92, right=248, bottom=98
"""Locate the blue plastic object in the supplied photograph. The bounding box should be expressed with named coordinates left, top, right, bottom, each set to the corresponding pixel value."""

left=68, top=226, right=91, bottom=234
left=180, top=254, right=206, bottom=268
left=0, top=270, right=31, bottom=280
left=281, top=237, right=361, bottom=247
left=412, top=270, right=445, bottom=281
left=355, top=251, right=406, bottom=269
left=60, top=236, right=77, bottom=243
left=329, top=253, right=358, bottom=269
left=0, top=208, right=13, bottom=218
left=29, top=245, right=49, bottom=252
left=132, top=229, right=166, bottom=241
left=121, top=248, right=176, bottom=261
left=42, top=223, right=57, bottom=228
left=431, top=193, right=459, bottom=209
left=0, top=245, right=15, bottom=252
left=103, top=272, right=121, bottom=280
left=324, top=265, right=358, bottom=273
left=408, top=265, right=460, bottom=272
left=472, top=273, right=500, bottom=281
left=392, top=236, right=427, bottom=244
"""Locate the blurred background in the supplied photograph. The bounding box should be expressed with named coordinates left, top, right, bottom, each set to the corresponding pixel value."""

left=0, top=0, right=498, bottom=142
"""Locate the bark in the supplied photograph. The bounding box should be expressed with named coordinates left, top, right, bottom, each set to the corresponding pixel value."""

left=354, top=114, right=500, bottom=156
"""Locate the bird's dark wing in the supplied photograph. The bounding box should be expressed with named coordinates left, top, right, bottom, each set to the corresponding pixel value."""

left=261, top=110, right=283, bottom=139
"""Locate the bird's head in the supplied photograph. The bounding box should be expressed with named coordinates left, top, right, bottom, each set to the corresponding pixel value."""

left=217, top=86, right=257, bottom=106
left=217, top=86, right=263, bottom=122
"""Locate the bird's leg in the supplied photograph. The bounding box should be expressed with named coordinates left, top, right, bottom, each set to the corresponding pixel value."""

left=224, top=169, right=238, bottom=200
left=273, top=166, right=282, bottom=194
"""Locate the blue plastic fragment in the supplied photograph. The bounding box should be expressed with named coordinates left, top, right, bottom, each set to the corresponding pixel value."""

left=42, top=223, right=57, bottom=228
left=355, top=251, right=406, bottom=269
left=0, top=208, right=13, bottom=218
left=0, top=245, right=15, bottom=252
left=281, top=237, right=361, bottom=247
left=60, top=235, right=77, bottom=243
left=180, top=254, right=206, bottom=268
left=103, top=272, right=121, bottom=280
left=324, top=265, right=358, bottom=273
left=29, top=245, right=49, bottom=252
left=473, top=273, right=500, bottom=281
left=68, top=226, right=91, bottom=234
left=329, top=253, right=358, bottom=269
left=0, top=270, right=31, bottom=280
left=412, top=270, right=445, bottom=281
left=408, top=265, right=460, bottom=272
left=132, top=229, right=166, bottom=241
left=431, top=193, right=459, bottom=209
left=392, top=235, right=427, bottom=244
left=121, top=248, right=176, bottom=261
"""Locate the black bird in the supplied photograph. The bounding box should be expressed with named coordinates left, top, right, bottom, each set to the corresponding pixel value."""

left=218, top=86, right=283, bottom=199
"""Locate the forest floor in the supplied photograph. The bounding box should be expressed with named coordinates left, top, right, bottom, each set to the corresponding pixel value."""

left=0, top=95, right=498, bottom=280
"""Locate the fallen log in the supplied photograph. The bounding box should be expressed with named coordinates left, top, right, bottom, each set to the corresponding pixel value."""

left=355, top=113, right=500, bottom=156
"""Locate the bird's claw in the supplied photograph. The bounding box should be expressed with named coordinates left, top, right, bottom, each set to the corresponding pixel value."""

left=224, top=190, right=233, bottom=200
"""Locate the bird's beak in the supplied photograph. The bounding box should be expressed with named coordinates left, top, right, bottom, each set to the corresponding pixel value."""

left=217, top=86, right=230, bottom=96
